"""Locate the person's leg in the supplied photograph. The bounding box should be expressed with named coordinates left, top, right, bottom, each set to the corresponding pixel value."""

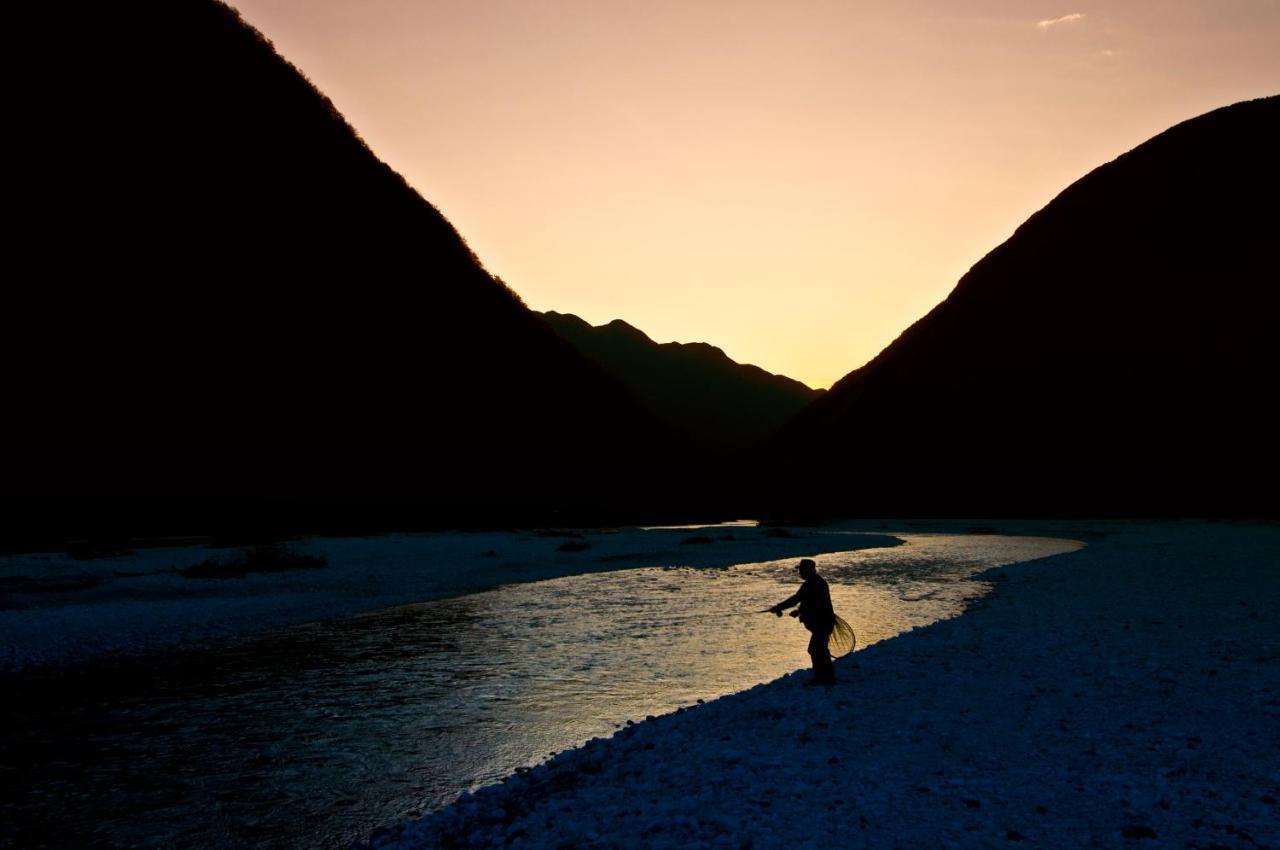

left=817, top=648, right=835, bottom=684
left=807, top=631, right=834, bottom=685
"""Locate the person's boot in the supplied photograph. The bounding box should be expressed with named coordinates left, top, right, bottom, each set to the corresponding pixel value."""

left=816, top=658, right=836, bottom=686
left=804, top=660, right=835, bottom=686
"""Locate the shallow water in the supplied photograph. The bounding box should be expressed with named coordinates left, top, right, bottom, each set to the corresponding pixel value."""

left=1, top=532, right=1079, bottom=849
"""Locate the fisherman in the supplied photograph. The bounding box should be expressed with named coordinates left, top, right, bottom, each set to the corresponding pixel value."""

left=768, top=558, right=836, bottom=686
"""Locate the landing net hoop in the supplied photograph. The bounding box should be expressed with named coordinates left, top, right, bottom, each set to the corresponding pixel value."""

left=828, top=615, right=856, bottom=658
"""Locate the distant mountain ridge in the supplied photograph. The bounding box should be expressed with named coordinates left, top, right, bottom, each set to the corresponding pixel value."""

left=541, top=312, right=821, bottom=454
left=762, top=95, right=1279, bottom=514
left=4, top=0, right=691, bottom=544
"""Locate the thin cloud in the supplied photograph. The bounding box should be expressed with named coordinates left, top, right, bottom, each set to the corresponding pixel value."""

left=1037, top=12, right=1085, bottom=30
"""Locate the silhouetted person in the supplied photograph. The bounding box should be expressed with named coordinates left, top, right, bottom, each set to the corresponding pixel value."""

left=769, top=558, right=836, bottom=686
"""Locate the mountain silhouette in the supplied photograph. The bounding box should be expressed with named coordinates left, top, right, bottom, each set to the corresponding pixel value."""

left=762, top=95, right=1279, bottom=515
left=5, top=1, right=692, bottom=545
left=541, top=312, right=820, bottom=454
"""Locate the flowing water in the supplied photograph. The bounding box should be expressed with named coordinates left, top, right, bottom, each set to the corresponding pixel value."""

left=1, top=531, right=1080, bottom=849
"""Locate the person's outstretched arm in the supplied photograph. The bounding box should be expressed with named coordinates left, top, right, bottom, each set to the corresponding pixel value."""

left=769, top=589, right=803, bottom=616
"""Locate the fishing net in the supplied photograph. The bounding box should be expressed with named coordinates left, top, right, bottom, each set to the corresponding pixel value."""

left=828, top=615, right=856, bottom=658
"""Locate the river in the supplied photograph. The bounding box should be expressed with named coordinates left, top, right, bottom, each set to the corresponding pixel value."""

left=1, top=531, right=1079, bottom=849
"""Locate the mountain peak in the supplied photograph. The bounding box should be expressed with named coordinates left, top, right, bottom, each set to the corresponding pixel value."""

left=601, top=318, right=655, bottom=345
left=4, top=0, right=688, bottom=542
left=764, top=94, right=1279, bottom=513
left=540, top=312, right=819, bottom=453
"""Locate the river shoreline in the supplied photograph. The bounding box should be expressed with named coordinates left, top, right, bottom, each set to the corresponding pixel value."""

left=370, top=520, right=1280, bottom=849
left=0, top=525, right=899, bottom=673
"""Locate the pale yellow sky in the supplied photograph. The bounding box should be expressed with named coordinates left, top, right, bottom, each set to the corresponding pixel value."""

left=230, top=1, right=1279, bottom=388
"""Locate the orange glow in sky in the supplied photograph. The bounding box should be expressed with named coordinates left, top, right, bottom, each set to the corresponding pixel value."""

left=230, top=1, right=1279, bottom=388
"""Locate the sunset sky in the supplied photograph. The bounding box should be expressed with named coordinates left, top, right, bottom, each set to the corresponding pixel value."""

left=230, top=1, right=1279, bottom=388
